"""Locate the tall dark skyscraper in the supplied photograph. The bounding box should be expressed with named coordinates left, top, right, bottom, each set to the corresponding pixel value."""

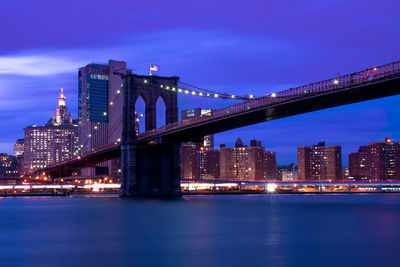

left=297, top=141, right=341, bottom=181
left=78, top=60, right=129, bottom=175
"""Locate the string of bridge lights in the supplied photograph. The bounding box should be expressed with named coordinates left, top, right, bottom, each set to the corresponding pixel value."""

left=143, top=79, right=255, bottom=100
left=74, top=78, right=257, bottom=156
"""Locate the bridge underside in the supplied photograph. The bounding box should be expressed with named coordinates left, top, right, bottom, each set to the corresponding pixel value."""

left=43, top=146, right=121, bottom=178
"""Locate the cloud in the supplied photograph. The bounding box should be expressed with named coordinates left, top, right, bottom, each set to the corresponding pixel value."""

left=0, top=55, right=86, bottom=76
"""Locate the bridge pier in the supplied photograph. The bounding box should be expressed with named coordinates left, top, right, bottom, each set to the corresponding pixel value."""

left=120, top=141, right=181, bottom=197
left=120, top=74, right=181, bottom=197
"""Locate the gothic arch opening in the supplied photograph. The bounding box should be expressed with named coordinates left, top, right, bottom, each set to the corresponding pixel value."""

left=156, top=96, right=167, bottom=128
left=135, top=95, right=146, bottom=134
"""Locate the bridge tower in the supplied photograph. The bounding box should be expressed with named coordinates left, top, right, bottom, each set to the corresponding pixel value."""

left=120, top=74, right=181, bottom=197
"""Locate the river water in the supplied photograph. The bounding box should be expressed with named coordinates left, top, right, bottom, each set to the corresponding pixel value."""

left=1, top=194, right=400, bottom=267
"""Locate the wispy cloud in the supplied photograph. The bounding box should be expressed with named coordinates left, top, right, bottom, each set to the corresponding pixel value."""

left=0, top=55, right=86, bottom=76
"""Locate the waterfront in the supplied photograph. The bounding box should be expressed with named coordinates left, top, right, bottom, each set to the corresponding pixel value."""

left=1, top=195, right=400, bottom=266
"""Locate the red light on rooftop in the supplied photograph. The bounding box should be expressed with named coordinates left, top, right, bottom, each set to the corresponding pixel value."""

left=386, top=137, right=392, bottom=143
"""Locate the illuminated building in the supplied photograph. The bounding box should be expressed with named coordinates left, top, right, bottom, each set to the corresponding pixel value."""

left=219, top=138, right=277, bottom=181
left=23, top=89, right=78, bottom=173
left=363, top=137, right=400, bottom=181
left=14, top=139, right=24, bottom=157
left=180, top=108, right=218, bottom=179
left=78, top=60, right=130, bottom=175
left=282, top=170, right=298, bottom=181
left=181, top=108, right=214, bottom=148
left=180, top=144, right=220, bottom=180
left=0, top=153, right=19, bottom=177
left=348, top=146, right=369, bottom=181
left=297, top=141, right=341, bottom=181
left=180, top=143, right=197, bottom=179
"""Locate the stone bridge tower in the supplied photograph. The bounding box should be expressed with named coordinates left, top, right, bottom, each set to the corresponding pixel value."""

left=120, top=74, right=181, bottom=197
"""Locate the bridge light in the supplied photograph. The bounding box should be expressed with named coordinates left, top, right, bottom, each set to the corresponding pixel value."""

left=172, top=87, right=176, bottom=91
left=110, top=101, right=113, bottom=106
left=103, top=112, right=107, bottom=116
left=166, top=86, right=170, bottom=90
left=94, top=126, right=98, bottom=130
left=214, top=94, right=218, bottom=98
left=117, top=90, right=121, bottom=94
left=192, top=91, right=196, bottom=95
left=199, top=92, right=203, bottom=96
left=136, top=118, right=140, bottom=122
left=249, top=94, right=254, bottom=99
left=271, top=93, right=276, bottom=97
left=207, top=93, right=210, bottom=97
left=178, top=88, right=182, bottom=93
left=160, top=85, right=164, bottom=88
left=231, top=95, right=235, bottom=98
left=144, top=79, right=148, bottom=83
left=333, top=79, right=339, bottom=84
left=185, top=90, right=189, bottom=94
left=88, top=134, right=92, bottom=137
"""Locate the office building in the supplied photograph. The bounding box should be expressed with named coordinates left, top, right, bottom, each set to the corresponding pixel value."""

left=0, top=153, right=19, bottom=177
left=23, top=89, right=78, bottom=173
left=78, top=60, right=129, bottom=175
left=297, top=141, right=341, bottom=181
left=14, top=139, right=24, bottom=157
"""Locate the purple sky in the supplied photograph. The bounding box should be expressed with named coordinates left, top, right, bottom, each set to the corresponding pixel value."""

left=1, top=0, right=399, bottom=165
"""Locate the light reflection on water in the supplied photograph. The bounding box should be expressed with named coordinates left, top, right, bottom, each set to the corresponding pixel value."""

left=1, top=194, right=400, bottom=267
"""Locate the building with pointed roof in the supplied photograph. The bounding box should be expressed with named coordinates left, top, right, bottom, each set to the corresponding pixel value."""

left=23, top=89, right=78, bottom=174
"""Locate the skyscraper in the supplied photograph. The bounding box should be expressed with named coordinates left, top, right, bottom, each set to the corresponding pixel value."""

left=78, top=60, right=129, bottom=175
left=23, top=89, right=78, bottom=174
left=297, top=141, right=341, bottom=181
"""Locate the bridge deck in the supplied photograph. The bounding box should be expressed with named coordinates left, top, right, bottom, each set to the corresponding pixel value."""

left=39, top=60, right=400, bottom=174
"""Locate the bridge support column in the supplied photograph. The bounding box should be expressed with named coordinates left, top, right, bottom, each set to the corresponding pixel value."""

left=121, top=141, right=181, bottom=197
left=120, top=143, right=137, bottom=196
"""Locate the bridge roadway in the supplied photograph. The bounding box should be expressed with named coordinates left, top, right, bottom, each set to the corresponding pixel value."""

left=40, top=61, right=400, bottom=175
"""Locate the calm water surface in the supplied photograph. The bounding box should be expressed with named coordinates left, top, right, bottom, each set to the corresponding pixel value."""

left=1, top=194, right=400, bottom=267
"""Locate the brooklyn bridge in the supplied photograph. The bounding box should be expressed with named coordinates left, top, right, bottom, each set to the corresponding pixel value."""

left=36, top=61, right=400, bottom=196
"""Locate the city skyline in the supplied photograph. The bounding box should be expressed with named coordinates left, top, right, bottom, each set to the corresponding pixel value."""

left=1, top=0, right=400, bottom=166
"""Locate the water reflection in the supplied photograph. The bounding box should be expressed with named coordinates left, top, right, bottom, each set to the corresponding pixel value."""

left=1, top=195, right=400, bottom=266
